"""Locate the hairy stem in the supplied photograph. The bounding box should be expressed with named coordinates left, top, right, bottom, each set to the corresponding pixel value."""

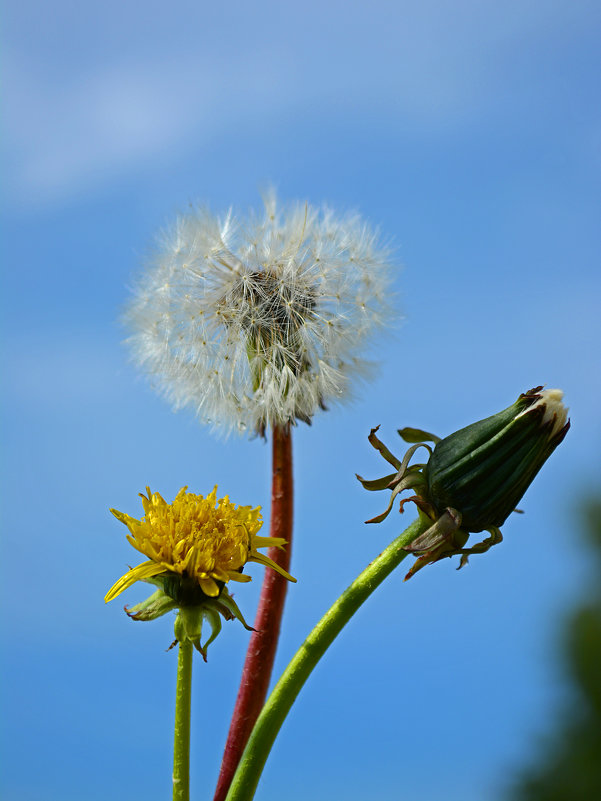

left=173, top=639, right=193, bottom=801
left=213, top=425, right=294, bottom=801
left=224, top=514, right=431, bottom=801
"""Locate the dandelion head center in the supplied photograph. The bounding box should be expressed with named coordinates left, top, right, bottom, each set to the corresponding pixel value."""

left=125, top=191, right=395, bottom=435
left=141, top=489, right=258, bottom=576
left=223, top=271, right=317, bottom=342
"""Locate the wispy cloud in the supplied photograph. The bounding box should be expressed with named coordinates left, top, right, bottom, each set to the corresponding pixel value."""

left=4, top=0, right=598, bottom=209
left=5, top=46, right=292, bottom=207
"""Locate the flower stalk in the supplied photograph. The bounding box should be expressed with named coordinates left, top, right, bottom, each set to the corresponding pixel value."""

left=105, top=484, right=297, bottom=798
left=173, top=639, right=193, bottom=801
left=214, top=425, right=294, bottom=801
left=224, top=514, right=431, bottom=801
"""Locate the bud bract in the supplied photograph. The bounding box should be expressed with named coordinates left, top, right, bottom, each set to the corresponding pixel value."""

left=425, top=387, right=569, bottom=532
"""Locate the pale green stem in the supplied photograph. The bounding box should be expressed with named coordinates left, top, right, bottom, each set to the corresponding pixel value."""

left=173, top=639, right=193, bottom=801
left=225, top=515, right=431, bottom=801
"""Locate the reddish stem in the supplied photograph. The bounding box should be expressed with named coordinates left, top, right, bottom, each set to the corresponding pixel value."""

left=213, top=425, right=294, bottom=801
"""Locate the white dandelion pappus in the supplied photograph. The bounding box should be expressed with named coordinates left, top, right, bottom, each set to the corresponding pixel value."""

left=126, top=191, right=395, bottom=436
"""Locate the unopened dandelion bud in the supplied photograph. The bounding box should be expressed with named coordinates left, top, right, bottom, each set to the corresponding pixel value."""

left=426, top=387, right=570, bottom=532
left=360, top=386, right=569, bottom=578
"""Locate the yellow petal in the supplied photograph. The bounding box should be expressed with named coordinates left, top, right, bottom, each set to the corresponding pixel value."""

left=125, top=533, right=154, bottom=558
left=104, top=560, right=165, bottom=603
left=250, top=552, right=296, bottom=583
left=210, top=568, right=232, bottom=582
left=253, top=535, right=286, bottom=549
left=199, top=577, right=221, bottom=597
left=110, top=508, right=141, bottom=532
left=227, top=572, right=252, bottom=583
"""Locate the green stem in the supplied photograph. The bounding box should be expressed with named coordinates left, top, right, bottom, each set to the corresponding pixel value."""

left=224, top=514, right=431, bottom=801
left=173, top=639, right=193, bottom=801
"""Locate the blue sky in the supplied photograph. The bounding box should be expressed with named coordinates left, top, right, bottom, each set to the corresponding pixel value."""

left=2, top=2, right=600, bottom=800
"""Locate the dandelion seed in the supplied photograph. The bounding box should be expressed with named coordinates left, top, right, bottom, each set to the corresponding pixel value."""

left=126, top=190, right=394, bottom=435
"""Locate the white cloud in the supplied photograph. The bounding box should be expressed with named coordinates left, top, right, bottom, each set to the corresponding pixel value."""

left=4, top=0, right=598, bottom=209
left=5, top=46, right=292, bottom=207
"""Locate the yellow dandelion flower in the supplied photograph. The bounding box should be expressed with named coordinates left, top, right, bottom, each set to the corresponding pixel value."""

left=105, top=486, right=295, bottom=604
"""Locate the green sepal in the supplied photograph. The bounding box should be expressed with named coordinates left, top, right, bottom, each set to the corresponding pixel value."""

left=364, top=469, right=425, bottom=524
left=355, top=472, right=398, bottom=491
left=402, top=509, right=467, bottom=580
left=126, top=589, right=178, bottom=621
left=367, top=426, right=402, bottom=469
left=398, top=427, right=441, bottom=444
left=194, top=608, right=222, bottom=660
left=216, top=589, right=255, bottom=632
left=360, top=441, right=431, bottom=524
left=153, top=571, right=224, bottom=606
left=172, top=588, right=255, bottom=662
left=174, top=606, right=211, bottom=661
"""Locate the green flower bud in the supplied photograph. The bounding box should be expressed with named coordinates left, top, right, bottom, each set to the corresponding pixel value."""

left=359, top=386, right=570, bottom=579
left=425, top=387, right=570, bottom=532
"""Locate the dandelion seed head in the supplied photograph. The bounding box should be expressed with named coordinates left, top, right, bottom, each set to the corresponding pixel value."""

left=126, top=190, right=395, bottom=436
